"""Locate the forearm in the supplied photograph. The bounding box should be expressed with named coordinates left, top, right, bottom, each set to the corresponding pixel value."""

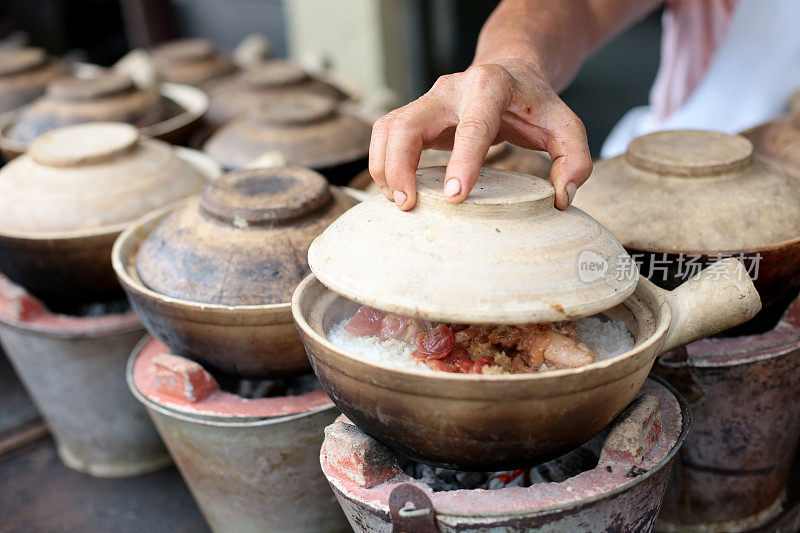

left=473, top=0, right=663, bottom=91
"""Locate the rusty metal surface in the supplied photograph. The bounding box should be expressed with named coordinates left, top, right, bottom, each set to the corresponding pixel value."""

left=322, top=377, right=691, bottom=532
left=0, top=437, right=207, bottom=533
left=0, top=322, right=171, bottom=477
left=142, top=404, right=349, bottom=533
left=0, top=349, right=39, bottom=439
left=655, top=296, right=800, bottom=531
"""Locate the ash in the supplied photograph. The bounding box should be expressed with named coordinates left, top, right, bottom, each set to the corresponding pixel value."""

left=399, top=434, right=604, bottom=492
left=217, top=372, right=321, bottom=399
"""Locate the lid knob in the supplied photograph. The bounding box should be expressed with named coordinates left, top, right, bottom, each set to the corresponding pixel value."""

left=29, top=123, right=141, bottom=167
left=0, top=47, right=47, bottom=77
left=251, top=93, right=336, bottom=126
left=625, top=130, right=753, bottom=176
left=415, top=166, right=555, bottom=216
left=200, top=167, right=332, bottom=225
left=242, top=62, right=309, bottom=89
left=46, top=73, right=135, bottom=101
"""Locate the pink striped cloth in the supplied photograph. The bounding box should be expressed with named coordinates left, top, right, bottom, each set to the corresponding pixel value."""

left=650, top=0, right=738, bottom=120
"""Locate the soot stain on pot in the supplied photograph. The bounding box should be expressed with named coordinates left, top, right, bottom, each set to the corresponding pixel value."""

left=232, top=175, right=293, bottom=196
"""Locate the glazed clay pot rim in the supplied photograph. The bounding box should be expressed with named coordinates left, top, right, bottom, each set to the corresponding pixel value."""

left=113, top=205, right=292, bottom=314
left=326, top=376, right=692, bottom=517
left=0, top=146, right=218, bottom=241
left=0, top=82, right=209, bottom=154
left=125, top=335, right=335, bottom=426
left=291, top=273, right=671, bottom=389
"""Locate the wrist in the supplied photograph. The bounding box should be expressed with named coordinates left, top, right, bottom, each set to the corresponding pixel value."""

left=471, top=46, right=549, bottom=83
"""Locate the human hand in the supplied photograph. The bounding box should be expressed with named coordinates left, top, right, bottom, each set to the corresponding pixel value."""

left=368, top=58, right=592, bottom=211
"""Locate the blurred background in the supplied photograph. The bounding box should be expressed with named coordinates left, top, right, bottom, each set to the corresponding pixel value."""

left=0, top=0, right=661, bottom=155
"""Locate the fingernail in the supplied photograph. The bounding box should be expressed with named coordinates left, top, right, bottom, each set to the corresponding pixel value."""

left=380, top=186, right=392, bottom=199
left=393, top=189, right=407, bottom=206
left=444, top=178, right=461, bottom=198
left=566, top=182, right=577, bottom=205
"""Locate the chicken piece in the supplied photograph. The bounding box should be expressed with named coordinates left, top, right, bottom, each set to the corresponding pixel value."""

left=539, top=331, right=594, bottom=369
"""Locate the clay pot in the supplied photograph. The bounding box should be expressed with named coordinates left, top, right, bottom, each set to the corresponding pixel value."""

left=292, top=167, right=761, bottom=470
left=573, top=130, right=800, bottom=310
left=205, top=61, right=347, bottom=126
left=0, top=47, right=65, bottom=114
left=0, top=74, right=209, bottom=160
left=0, top=122, right=217, bottom=306
left=791, top=91, right=800, bottom=113
left=113, top=166, right=357, bottom=377
left=742, top=112, right=800, bottom=181
left=349, top=143, right=552, bottom=193
left=202, top=93, right=370, bottom=184
left=150, top=38, right=237, bottom=88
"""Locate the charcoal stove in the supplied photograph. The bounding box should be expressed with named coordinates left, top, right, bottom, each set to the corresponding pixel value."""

left=321, top=378, right=690, bottom=532
left=127, top=336, right=349, bottom=533
left=0, top=275, right=169, bottom=477
left=654, top=292, right=800, bottom=532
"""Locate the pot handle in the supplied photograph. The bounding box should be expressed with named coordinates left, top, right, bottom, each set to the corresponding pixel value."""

left=661, top=257, right=761, bottom=353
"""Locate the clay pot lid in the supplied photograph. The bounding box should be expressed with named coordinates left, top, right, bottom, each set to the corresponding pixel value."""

left=0, top=122, right=210, bottom=236
left=46, top=73, right=135, bottom=101
left=152, top=38, right=216, bottom=63
left=573, top=130, right=800, bottom=252
left=308, top=166, right=637, bottom=324
left=135, top=166, right=357, bottom=306
left=743, top=112, right=800, bottom=181
left=201, top=166, right=332, bottom=225
left=0, top=47, right=48, bottom=77
left=625, top=130, right=753, bottom=175
left=252, top=92, right=336, bottom=126
left=29, top=122, right=140, bottom=167
left=241, top=62, right=310, bottom=88
left=203, top=92, right=371, bottom=169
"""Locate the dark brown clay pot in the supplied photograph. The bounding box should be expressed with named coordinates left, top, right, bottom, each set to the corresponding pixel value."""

left=4, top=73, right=176, bottom=145
left=0, top=122, right=217, bottom=307
left=0, top=78, right=209, bottom=161
left=742, top=112, right=800, bottom=181
left=202, top=93, right=370, bottom=183
left=114, top=167, right=357, bottom=377
left=150, top=38, right=237, bottom=88
left=0, top=47, right=65, bottom=114
left=574, top=130, right=800, bottom=311
left=205, top=61, right=346, bottom=126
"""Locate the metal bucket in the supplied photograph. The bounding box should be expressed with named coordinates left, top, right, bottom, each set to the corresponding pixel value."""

left=655, top=294, right=800, bottom=532
left=0, top=276, right=169, bottom=477
left=322, top=377, right=691, bottom=532
left=127, top=336, right=349, bottom=533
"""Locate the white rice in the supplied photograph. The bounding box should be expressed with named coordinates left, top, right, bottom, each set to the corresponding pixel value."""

left=327, top=315, right=635, bottom=373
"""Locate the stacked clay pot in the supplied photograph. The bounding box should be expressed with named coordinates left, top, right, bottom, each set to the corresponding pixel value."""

left=202, top=92, right=370, bottom=184
left=150, top=38, right=237, bottom=88
left=0, top=122, right=216, bottom=308
left=0, top=47, right=65, bottom=114
left=573, top=130, right=800, bottom=313
left=114, top=166, right=357, bottom=377
left=205, top=61, right=346, bottom=126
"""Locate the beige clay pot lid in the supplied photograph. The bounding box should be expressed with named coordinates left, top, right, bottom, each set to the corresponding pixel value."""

left=309, top=166, right=637, bottom=324
left=203, top=92, right=370, bottom=169
left=0, top=122, right=209, bottom=236
left=573, top=130, right=800, bottom=252
left=0, top=48, right=49, bottom=76
left=135, top=166, right=357, bottom=306
left=744, top=113, right=800, bottom=181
